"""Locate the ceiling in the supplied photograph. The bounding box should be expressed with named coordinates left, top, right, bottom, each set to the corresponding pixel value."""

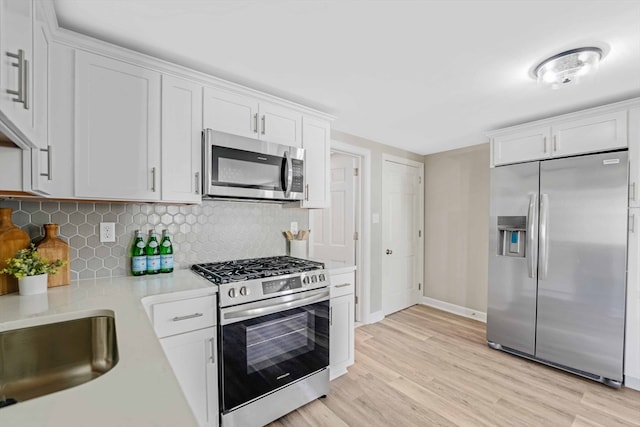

left=52, top=0, right=640, bottom=156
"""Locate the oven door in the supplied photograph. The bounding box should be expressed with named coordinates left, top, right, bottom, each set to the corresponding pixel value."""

left=219, top=288, right=329, bottom=413
left=203, top=129, right=304, bottom=201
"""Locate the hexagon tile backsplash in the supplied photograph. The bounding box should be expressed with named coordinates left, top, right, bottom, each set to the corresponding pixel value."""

left=0, top=200, right=308, bottom=281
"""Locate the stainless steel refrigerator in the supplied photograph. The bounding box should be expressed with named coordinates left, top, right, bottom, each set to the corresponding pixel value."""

left=487, top=150, right=628, bottom=386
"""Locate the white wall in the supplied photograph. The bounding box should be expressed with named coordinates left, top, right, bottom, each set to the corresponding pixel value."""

left=423, top=143, right=489, bottom=312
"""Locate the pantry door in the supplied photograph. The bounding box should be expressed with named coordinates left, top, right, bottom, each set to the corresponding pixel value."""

left=381, top=155, right=424, bottom=315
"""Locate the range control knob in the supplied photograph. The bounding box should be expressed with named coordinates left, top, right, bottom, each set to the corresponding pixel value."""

left=311, top=275, right=317, bottom=283
left=319, top=273, right=326, bottom=282
left=228, top=288, right=236, bottom=298
left=239, top=286, right=249, bottom=296
left=303, top=276, right=310, bottom=285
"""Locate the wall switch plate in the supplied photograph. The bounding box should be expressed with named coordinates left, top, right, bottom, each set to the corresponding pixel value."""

left=290, top=221, right=298, bottom=235
left=100, top=222, right=116, bottom=242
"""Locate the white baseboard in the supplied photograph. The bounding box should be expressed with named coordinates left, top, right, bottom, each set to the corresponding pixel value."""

left=421, top=297, right=487, bottom=323
left=366, top=310, right=385, bottom=324
left=625, top=374, right=640, bottom=391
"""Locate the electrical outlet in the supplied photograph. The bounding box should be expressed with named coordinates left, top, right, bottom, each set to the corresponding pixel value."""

left=100, top=222, right=116, bottom=243
left=290, top=222, right=298, bottom=235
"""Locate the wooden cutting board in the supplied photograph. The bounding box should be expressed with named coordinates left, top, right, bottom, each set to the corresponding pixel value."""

left=0, top=207, right=30, bottom=295
left=35, top=224, right=70, bottom=287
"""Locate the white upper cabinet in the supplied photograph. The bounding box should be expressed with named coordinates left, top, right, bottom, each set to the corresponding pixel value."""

left=203, top=86, right=302, bottom=147
left=551, top=111, right=627, bottom=157
left=490, top=102, right=632, bottom=167
left=202, top=87, right=258, bottom=139
left=161, top=75, right=203, bottom=204
left=75, top=50, right=161, bottom=201
left=492, top=126, right=551, bottom=166
left=629, top=107, right=640, bottom=208
left=0, top=0, right=35, bottom=146
left=259, top=101, right=302, bottom=147
left=301, top=116, right=331, bottom=208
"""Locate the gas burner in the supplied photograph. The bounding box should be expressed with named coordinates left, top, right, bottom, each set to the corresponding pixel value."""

left=192, top=256, right=324, bottom=284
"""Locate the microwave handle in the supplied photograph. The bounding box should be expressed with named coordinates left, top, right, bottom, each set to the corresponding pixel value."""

left=283, top=151, right=293, bottom=197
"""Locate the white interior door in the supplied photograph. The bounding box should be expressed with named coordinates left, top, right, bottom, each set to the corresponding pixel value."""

left=382, top=157, right=423, bottom=315
left=311, top=153, right=356, bottom=266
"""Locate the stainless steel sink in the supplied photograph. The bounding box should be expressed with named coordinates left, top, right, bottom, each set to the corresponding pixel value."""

left=0, top=314, right=118, bottom=407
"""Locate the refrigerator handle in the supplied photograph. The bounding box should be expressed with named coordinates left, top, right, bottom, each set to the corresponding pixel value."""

left=527, top=193, right=538, bottom=279
left=539, top=193, right=550, bottom=280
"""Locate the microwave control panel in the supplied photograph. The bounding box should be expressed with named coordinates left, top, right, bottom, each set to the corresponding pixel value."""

left=291, top=159, right=304, bottom=192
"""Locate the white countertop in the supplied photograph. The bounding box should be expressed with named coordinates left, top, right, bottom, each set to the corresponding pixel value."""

left=311, top=258, right=356, bottom=276
left=0, top=270, right=216, bottom=427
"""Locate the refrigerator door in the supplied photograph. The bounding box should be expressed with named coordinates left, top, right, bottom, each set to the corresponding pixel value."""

left=536, top=151, right=628, bottom=381
left=487, top=161, right=539, bottom=355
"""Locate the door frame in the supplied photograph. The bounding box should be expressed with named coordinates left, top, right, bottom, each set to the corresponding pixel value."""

left=309, top=140, right=371, bottom=323
left=381, top=153, right=424, bottom=315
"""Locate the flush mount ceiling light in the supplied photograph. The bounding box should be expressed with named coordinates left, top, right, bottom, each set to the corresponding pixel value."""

left=534, top=47, right=603, bottom=89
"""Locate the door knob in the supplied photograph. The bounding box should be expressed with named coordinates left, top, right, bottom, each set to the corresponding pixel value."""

left=386, top=249, right=393, bottom=255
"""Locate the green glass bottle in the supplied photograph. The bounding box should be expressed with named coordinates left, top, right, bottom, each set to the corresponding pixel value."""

left=130, top=230, right=147, bottom=276
left=145, top=229, right=160, bottom=275
left=159, top=229, right=174, bottom=273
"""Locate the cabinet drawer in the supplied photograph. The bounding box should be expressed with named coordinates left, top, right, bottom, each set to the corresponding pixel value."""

left=330, top=272, right=355, bottom=298
left=152, top=295, right=216, bottom=338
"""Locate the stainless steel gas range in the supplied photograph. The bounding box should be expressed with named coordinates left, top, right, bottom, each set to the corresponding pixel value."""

left=192, top=256, right=330, bottom=427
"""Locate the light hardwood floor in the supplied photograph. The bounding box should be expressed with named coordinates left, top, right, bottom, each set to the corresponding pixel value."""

left=268, top=305, right=640, bottom=427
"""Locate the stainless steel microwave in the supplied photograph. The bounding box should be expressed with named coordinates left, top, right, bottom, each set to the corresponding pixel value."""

left=202, top=129, right=305, bottom=202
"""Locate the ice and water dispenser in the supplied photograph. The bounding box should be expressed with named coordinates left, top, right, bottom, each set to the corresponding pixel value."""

left=497, top=216, right=526, bottom=257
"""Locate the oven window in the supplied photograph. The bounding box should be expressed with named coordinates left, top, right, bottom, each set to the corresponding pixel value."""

left=246, top=311, right=314, bottom=374
left=221, top=300, right=329, bottom=412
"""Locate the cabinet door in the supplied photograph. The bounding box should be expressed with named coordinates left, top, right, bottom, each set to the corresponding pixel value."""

left=552, top=111, right=627, bottom=158
left=626, top=208, right=640, bottom=390
left=161, top=75, right=202, bottom=203
left=301, top=117, right=330, bottom=208
left=628, top=108, right=640, bottom=208
left=329, top=293, right=354, bottom=380
left=75, top=51, right=161, bottom=201
left=0, top=0, right=35, bottom=145
left=203, top=86, right=258, bottom=138
left=259, top=101, right=302, bottom=147
left=492, top=126, right=551, bottom=166
left=29, top=2, right=52, bottom=194
left=160, top=327, right=218, bottom=427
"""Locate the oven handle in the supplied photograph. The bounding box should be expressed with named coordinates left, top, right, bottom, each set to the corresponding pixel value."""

left=220, top=288, right=329, bottom=325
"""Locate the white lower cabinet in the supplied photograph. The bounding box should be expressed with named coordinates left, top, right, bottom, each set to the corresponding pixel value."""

left=160, top=327, right=218, bottom=427
left=626, top=208, right=640, bottom=391
left=329, top=270, right=355, bottom=380
left=145, top=293, right=219, bottom=427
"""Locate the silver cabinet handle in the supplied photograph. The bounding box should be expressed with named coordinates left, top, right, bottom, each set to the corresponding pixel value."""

left=39, top=145, right=52, bottom=180
left=335, top=283, right=351, bottom=288
left=195, top=172, right=200, bottom=194
left=22, top=58, right=29, bottom=110
left=6, top=49, right=25, bottom=107
left=209, top=337, right=215, bottom=363
left=526, top=193, right=538, bottom=279
left=172, top=313, right=203, bottom=322
left=386, top=249, right=392, bottom=255
left=151, top=167, right=157, bottom=192
left=631, top=213, right=636, bottom=233
left=253, top=113, right=258, bottom=133
left=630, top=182, right=637, bottom=202
left=543, top=136, right=547, bottom=154
left=553, top=135, right=558, bottom=152
left=538, top=193, right=550, bottom=280
left=261, top=115, right=266, bottom=135
left=305, top=184, right=309, bottom=201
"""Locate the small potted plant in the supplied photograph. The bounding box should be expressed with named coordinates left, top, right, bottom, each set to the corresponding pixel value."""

left=1, top=244, right=65, bottom=295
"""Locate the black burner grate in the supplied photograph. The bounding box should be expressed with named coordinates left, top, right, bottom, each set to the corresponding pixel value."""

left=192, top=256, right=323, bottom=284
